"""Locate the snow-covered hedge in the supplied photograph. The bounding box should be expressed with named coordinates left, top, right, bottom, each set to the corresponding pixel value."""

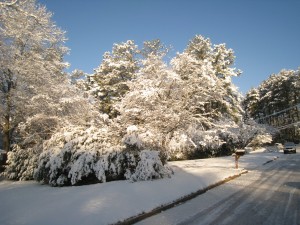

left=33, top=125, right=172, bottom=186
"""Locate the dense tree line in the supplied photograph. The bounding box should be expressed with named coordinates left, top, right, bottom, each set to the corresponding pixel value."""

left=244, top=69, right=300, bottom=141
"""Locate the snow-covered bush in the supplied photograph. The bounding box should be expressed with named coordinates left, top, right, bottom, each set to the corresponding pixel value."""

left=128, top=150, right=172, bottom=182
left=248, top=134, right=273, bottom=149
left=34, top=125, right=117, bottom=186
left=119, top=122, right=241, bottom=161
left=166, top=128, right=227, bottom=160
left=164, top=119, right=277, bottom=160
left=3, top=145, right=39, bottom=180
left=167, top=132, right=197, bottom=160
left=34, top=146, right=129, bottom=186
left=3, top=115, right=60, bottom=180
left=122, top=125, right=143, bottom=149
left=33, top=125, right=171, bottom=186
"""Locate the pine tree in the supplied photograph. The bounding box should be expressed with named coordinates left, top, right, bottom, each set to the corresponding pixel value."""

left=91, top=40, right=139, bottom=117
left=171, top=35, right=242, bottom=129
left=243, top=88, right=260, bottom=120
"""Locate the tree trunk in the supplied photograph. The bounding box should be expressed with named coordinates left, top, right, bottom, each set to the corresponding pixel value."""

left=3, top=115, right=10, bottom=152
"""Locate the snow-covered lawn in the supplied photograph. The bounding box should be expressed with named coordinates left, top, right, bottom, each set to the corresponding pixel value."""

left=0, top=148, right=281, bottom=225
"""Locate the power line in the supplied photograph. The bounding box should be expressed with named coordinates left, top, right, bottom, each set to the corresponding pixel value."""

left=257, top=103, right=300, bottom=120
left=256, top=103, right=300, bottom=129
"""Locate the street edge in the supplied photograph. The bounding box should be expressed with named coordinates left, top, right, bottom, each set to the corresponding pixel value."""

left=113, top=170, right=248, bottom=225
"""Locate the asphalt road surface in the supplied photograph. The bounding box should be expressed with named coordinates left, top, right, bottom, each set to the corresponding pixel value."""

left=136, top=153, right=300, bottom=225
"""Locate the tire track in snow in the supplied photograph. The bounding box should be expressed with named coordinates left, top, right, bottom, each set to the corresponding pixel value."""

left=184, top=156, right=300, bottom=225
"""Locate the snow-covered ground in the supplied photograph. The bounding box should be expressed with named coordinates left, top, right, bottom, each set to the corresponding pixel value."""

left=0, top=147, right=282, bottom=225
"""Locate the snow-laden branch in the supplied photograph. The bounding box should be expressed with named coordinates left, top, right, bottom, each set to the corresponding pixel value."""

left=0, top=0, right=19, bottom=7
left=0, top=0, right=40, bottom=22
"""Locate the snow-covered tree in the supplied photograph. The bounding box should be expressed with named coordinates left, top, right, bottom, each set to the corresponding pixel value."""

left=140, top=39, right=170, bottom=59
left=69, top=69, right=87, bottom=85
left=1, top=3, right=173, bottom=184
left=117, top=39, right=193, bottom=158
left=243, top=88, right=260, bottom=120
left=0, top=0, right=68, bottom=152
left=171, top=35, right=243, bottom=129
left=119, top=56, right=184, bottom=147
left=119, top=36, right=244, bottom=160
left=1, top=0, right=102, bottom=181
left=90, top=40, right=139, bottom=117
left=244, top=69, right=300, bottom=141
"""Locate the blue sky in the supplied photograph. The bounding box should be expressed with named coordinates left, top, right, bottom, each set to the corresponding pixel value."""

left=38, top=0, right=300, bottom=94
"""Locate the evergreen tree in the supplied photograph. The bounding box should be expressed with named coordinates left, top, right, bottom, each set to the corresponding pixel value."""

left=243, top=88, right=259, bottom=120
left=244, top=69, right=300, bottom=141
left=91, top=40, right=139, bottom=117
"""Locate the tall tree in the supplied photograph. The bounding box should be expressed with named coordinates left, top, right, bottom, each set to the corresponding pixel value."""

left=243, top=88, right=259, bottom=120
left=91, top=40, right=139, bottom=117
left=118, top=40, right=188, bottom=152
left=0, top=0, right=68, bottom=152
left=171, top=35, right=242, bottom=129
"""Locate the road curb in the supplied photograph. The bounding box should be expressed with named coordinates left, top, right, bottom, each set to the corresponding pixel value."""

left=113, top=170, right=248, bottom=225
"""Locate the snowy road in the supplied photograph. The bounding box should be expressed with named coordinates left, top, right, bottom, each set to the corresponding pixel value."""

left=136, top=153, right=300, bottom=225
